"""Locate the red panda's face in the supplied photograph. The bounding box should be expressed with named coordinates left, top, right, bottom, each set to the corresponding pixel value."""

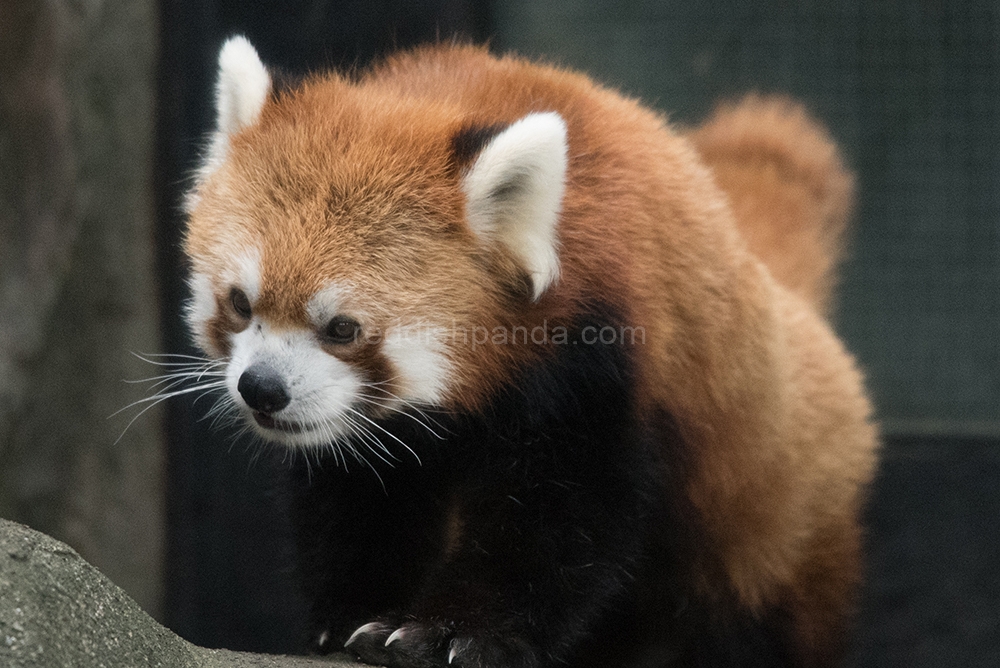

left=182, top=38, right=567, bottom=449
left=184, top=157, right=472, bottom=448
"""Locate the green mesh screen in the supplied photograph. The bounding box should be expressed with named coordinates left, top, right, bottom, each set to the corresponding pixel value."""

left=493, top=0, right=1000, bottom=434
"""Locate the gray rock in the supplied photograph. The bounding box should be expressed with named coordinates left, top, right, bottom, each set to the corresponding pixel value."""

left=0, top=518, right=362, bottom=668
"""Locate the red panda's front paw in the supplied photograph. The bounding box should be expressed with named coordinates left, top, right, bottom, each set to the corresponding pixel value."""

left=345, top=618, right=538, bottom=668
left=344, top=619, right=448, bottom=668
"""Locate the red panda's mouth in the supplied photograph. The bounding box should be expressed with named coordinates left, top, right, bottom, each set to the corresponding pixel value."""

left=252, top=410, right=307, bottom=434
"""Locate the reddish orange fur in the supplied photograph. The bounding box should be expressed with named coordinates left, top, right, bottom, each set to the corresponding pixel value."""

left=185, top=44, right=878, bottom=665
left=687, top=95, right=855, bottom=313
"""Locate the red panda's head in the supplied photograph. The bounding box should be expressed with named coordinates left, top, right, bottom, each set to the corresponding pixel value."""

left=183, top=37, right=569, bottom=449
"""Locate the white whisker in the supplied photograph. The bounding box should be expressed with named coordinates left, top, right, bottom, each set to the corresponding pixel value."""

left=355, top=393, right=447, bottom=440
left=346, top=406, right=422, bottom=466
left=119, top=350, right=436, bottom=490
left=114, top=351, right=231, bottom=445
left=356, top=383, right=448, bottom=438
left=342, top=413, right=398, bottom=468
left=111, top=380, right=228, bottom=418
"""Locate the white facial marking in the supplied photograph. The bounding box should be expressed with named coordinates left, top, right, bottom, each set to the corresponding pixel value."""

left=381, top=322, right=451, bottom=405
left=307, top=283, right=452, bottom=406
left=185, top=271, right=217, bottom=354
left=187, top=247, right=263, bottom=355
left=220, top=248, right=263, bottom=302
left=191, top=273, right=454, bottom=452
left=306, top=283, right=352, bottom=327
left=462, top=111, right=568, bottom=300
left=228, top=320, right=363, bottom=448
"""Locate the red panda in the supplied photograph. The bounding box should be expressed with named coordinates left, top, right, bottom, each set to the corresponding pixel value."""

left=182, top=36, right=878, bottom=668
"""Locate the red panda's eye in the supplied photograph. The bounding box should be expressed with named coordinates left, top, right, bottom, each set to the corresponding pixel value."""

left=322, top=316, right=360, bottom=345
left=229, top=288, right=252, bottom=319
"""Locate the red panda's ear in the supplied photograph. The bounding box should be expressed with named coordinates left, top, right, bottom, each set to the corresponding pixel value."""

left=198, top=36, right=272, bottom=181
left=215, top=36, right=271, bottom=136
left=461, top=112, right=568, bottom=301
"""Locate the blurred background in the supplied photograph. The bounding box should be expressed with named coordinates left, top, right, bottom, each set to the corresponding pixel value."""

left=0, top=0, right=996, bottom=665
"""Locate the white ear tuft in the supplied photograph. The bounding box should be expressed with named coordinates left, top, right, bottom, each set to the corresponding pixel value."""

left=462, top=112, right=568, bottom=301
left=197, top=36, right=271, bottom=183
left=216, top=36, right=271, bottom=135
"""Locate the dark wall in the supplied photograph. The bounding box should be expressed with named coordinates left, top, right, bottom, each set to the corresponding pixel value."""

left=845, top=436, right=1000, bottom=667
left=156, top=0, right=489, bottom=652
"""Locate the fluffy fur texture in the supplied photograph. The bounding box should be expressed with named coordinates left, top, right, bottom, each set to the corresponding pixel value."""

left=182, top=37, right=878, bottom=668
left=686, top=96, right=855, bottom=313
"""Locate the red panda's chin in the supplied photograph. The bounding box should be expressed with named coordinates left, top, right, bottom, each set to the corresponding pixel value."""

left=240, top=404, right=353, bottom=448
left=252, top=410, right=306, bottom=434
left=245, top=411, right=342, bottom=449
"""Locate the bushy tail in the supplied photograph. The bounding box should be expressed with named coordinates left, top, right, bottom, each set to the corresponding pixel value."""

left=688, top=95, right=854, bottom=314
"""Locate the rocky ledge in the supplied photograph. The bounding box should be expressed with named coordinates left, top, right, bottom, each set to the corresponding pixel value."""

left=0, top=518, right=359, bottom=668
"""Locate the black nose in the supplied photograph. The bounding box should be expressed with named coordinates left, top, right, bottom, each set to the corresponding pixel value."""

left=237, top=364, right=291, bottom=414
